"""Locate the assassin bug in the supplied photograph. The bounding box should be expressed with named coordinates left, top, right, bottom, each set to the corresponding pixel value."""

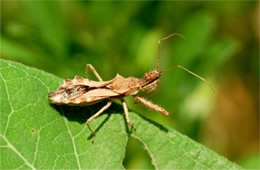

left=48, top=33, right=214, bottom=142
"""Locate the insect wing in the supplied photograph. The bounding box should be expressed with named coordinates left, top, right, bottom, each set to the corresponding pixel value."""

left=68, top=88, right=120, bottom=105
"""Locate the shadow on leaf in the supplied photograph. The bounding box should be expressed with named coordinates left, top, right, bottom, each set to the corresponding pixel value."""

left=51, top=100, right=168, bottom=141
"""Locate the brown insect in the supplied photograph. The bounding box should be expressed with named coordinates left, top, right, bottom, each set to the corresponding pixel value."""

left=48, top=33, right=214, bottom=142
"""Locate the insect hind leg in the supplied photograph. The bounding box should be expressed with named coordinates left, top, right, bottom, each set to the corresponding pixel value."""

left=86, top=101, right=112, bottom=143
left=85, top=64, right=103, bottom=82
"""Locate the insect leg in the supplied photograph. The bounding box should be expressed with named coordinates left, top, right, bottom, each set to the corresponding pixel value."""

left=86, top=101, right=112, bottom=142
left=121, top=99, right=136, bottom=130
left=85, top=64, right=103, bottom=82
left=139, top=80, right=158, bottom=97
left=134, top=96, right=169, bottom=116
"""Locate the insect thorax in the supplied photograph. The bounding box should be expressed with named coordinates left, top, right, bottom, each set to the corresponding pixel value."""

left=107, top=74, right=140, bottom=95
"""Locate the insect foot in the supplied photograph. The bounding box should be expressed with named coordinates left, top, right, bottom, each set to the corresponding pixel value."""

left=86, top=101, right=112, bottom=143
left=128, top=121, right=136, bottom=131
left=86, top=123, right=96, bottom=143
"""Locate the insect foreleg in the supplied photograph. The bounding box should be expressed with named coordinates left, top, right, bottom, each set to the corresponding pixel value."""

left=86, top=64, right=103, bottom=82
left=140, top=80, right=158, bottom=97
left=121, top=99, right=136, bottom=130
left=134, top=96, right=169, bottom=116
left=86, top=101, right=112, bottom=142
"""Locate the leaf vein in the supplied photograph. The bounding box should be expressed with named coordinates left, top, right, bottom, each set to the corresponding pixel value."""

left=32, top=128, right=42, bottom=166
left=131, top=134, right=158, bottom=170
left=60, top=106, right=81, bottom=169
left=1, top=135, right=36, bottom=170
left=0, top=72, right=14, bottom=135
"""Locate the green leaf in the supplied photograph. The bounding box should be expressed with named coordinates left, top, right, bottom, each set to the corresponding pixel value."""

left=0, top=59, right=240, bottom=169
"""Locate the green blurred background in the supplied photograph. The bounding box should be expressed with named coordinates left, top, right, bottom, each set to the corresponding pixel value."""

left=1, top=1, right=259, bottom=169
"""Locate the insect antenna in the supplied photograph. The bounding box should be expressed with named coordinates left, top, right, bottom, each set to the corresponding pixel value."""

left=161, top=65, right=216, bottom=93
left=157, top=33, right=186, bottom=71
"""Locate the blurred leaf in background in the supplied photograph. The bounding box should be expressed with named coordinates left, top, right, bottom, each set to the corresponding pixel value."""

left=1, top=1, right=259, bottom=169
